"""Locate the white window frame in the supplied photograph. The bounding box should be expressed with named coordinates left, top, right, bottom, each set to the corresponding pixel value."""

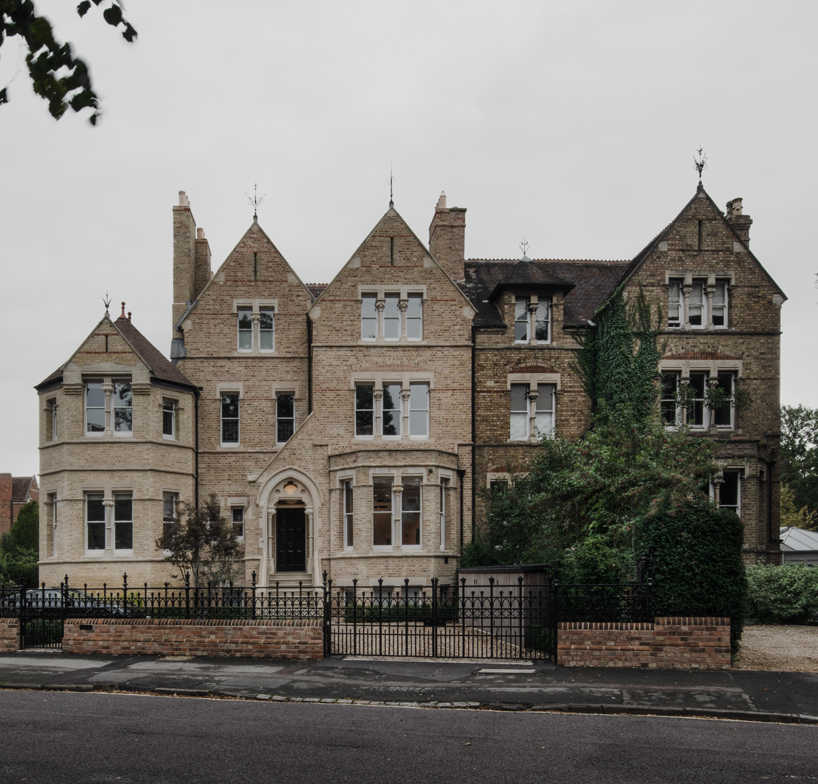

left=342, top=479, right=354, bottom=550
left=711, top=468, right=742, bottom=517
left=659, top=360, right=742, bottom=432
left=237, top=306, right=254, bottom=351
left=276, top=391, right=295, bottom=445
left=355, top=384, right=375, bottom=438
left=85, top=380, right=106, bottom=437
left=408, top=382, right=429, bottom=438
left=162, top=492, right=178, bottom=552
left=232, top=300, right=277, bottom=354
left=49, top=398, right=58, bottom=441
left=231, top=506, right=245, bottom=541
left=112, top=380, right=133, bottom=436
left=665, top=273, right=733, bottom=330
left=358, top=286, right=426, bottom=343
left=439, top=477, right=450, bottom=551
left=668, top=278, right=683, bottom=328
left=85, top=492, right=106, bottom=554
left=372, top=475, right=394, bottom=549
left=113, top=492, right=133, bottom=553
left=352, top=374, right=434, bottom=441
left=220, top=392, right=240, bottom=446
left=399, top=476, right=423, bottom=549
left=381, top=383, right=402, bottom=438
left=259, top=307, right=275, bottom=352
left=508, top=376, right=558, bottom=441
left=48, top=492, right=58, bottom=557
left=162, top=399, right=176, bottom=439
left=514, top=295, right=551, bottom=344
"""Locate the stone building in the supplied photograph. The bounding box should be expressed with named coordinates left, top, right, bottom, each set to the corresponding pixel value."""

left=35, top=182, right=785, bottom=587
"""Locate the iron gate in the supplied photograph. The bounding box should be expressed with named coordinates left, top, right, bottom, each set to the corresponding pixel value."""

left=18, top=586, right=65, bottom=649
left=324, top=577, right=557, bottom=662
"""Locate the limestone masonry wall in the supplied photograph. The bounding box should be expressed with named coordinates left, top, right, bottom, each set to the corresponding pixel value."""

left=62, top=618, right=323, bottom=660
left=557, top=616, right=731, bottom=669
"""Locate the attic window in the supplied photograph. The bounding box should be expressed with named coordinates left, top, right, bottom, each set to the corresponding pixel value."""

left=514, top=296, right=550, bottom=343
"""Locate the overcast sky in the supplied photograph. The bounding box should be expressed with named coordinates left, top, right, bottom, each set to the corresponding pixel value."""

left=2, top=0, right=816, bottom=479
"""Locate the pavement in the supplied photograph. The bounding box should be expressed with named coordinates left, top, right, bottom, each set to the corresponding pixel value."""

left=1, top=651, right=817, bottom=724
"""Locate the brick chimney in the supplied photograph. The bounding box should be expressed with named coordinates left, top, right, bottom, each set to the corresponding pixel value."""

left=173, top=191, right=197, bottom=339
left=726, top=197, right=752, bottom=248
left=194, top=226, right=212, bottom=299
left=429, top=192, right=466, bottom=281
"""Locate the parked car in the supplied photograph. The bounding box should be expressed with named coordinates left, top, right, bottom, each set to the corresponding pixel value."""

left=0, top=588, right=146, bottom=618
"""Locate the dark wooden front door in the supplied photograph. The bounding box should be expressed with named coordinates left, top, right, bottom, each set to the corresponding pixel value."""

left=276, top=507, right=306, bottom=572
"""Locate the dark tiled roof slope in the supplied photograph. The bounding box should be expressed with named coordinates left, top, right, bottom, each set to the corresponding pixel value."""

left=37, top=317, right=194, bottom=390
left=463, top=259, right=630, bottom=328
left=11, top=477, right=34, bottom=503
left=306, top=284, right=327, bottom=299
left=114, top=317, right=194, bottom=387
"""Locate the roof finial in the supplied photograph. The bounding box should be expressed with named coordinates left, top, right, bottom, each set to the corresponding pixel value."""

left=102, top=291, right=111, bottom=313
left=388, top=166, right=395, bottom=208
left=120, top=302, right=126, bottom=319
left=694, top=147, right=707, bottom=182
left=246, top=183, right=265, bottom=222
left=520, top=238, right=531, bottom=261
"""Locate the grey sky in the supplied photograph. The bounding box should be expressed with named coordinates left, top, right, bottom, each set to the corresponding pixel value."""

left=2, top=0, right=815, bottom=479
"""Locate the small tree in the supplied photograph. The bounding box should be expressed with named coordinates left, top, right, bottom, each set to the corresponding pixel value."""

left=158, top=495, right=240, bottom=588
left=780, top=405, right=818, bottom=518
left=780, top=484, right=818, bottom=532
left=0, top=500, right=39, bottom=589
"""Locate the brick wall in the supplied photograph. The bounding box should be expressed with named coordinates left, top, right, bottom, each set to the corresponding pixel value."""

left=0, top=474, right=12, bottom=537
left=557, top=616, right=731, bottom=669
left=62, top=618, right=323, bottom=660
left=0, top=618, right=19, bottom=652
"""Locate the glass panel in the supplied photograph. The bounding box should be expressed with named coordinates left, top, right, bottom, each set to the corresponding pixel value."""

left=407, top=293, right=422, bottom=339
left=689, top=281, right=704, bottom=326
left=163, top=401, right=175, bottom=436
left=163, top=493, right=176, bottom=520
left=87, top=523, right=105, bottom=550
left=277, top=419, right=294, bottom=443
left=355, top=411, right=373, bottom=436
left=356, top=385, right=373, bottom=410
left=277, top=393, right=294, bottom=418
left=660, top=373, right=679, bottom=425
left=222, top=420, right=239, bottom=442
left=361, top=294, right=377, bottom=339
left=534, top=412, right=553, bottom=436
left=713, top=372, right=733, bottom=427
left=259, top=309, right=274, bottom=350
left=232, top=508, right=244, bottom=538
left=402, top=478, right=421, bottom=546
left=86, top=382, right=105, bottom=409
left=114, top=493, right=132, bottom=522
left=402, top=477, right=421, bottom=510
left=115, top=523, right=133, bottom=550
left=514, top=298, right=529, bottom=341
left=238, top=307, right=253, bottom=349
left=536, top=385, right=554, bottom=412
left=720, top=471, right=739, bottom=510
left=668, top=280, right=681, bottom=325
left=510, top=384, right=528, bottom=412
left=221, top=394, right=239, bottom=419
left=712, top=281, right=727, bottom=327
left=373, top=477, right=393, bottom=546
left=510, top=413, right=528, bottom=439
left=355, top=385, right=374, bottom=436
left=409, top=383, right=428, bottom=436
left=114, top=408, right=133, bottom=432
left=689, top=373, right=707, bottom=426
left=384, top=294, right=400, bottom=339
left=113, top=382, right=131, bottom=408
left=344, top=481, right=354, bottom=548
left=534, top=300, right=550, bottom=341
left=87, top=494, right=105, bottom=522
left=402, top=513, right=421, bottom=546
left=410, top=410, right=428, bottom=437
left=406, top=293, right=422, bottom=318
left=86, top=408, right=106, bottom=432
left=382, top=384, right=401, bottom=436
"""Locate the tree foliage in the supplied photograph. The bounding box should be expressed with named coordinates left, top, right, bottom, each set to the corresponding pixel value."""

left=0, top=500, right=39, bottom=588
left=780, top=405, right=818, bottom=517
left=158, top=495, right=240, bottom=588
left=0, top=0, right=136, bottom=123
left=746, top=564, right=818, bottom=625
left=780, top=484, right=818, bottom=532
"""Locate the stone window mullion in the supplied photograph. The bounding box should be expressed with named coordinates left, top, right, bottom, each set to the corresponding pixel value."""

left=375, top=300, right=385, bottom=342
left=401, top=388, right=411, bottom=437
left=374, top=389, right=383, bottom=437
left=705, top=281, right=716, bottom=329
left=103, top=497, right=115, bottom=552
left=102, top=381, right=114, bottom=436
left=527, top=387, right=539, bottom=442
left=392, top=484, right=403, bottom=550
left=681, top=285, right=692, bottom=330
left=399, top=299, right=408, bottom=339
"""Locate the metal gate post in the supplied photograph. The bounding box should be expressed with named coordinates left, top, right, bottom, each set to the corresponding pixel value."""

left=18, top=584, right=26, bottom=649
left=431, top=577, right=438, bottom=658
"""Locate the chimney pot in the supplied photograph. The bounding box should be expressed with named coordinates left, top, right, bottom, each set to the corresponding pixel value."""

left=197, top=228, right=205, bottom=239
left=128, top=311, right=132, bottom=322
left=178, top=191, right=189, bottom=208
left=120, top=302, right=126, bottom=318
left=436, top=191, right=447, bottom=210
left=726, top=198, right=752, bottom=247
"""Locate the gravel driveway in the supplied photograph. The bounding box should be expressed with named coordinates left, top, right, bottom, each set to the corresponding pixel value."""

left=734, top=625, right=818, bottom=672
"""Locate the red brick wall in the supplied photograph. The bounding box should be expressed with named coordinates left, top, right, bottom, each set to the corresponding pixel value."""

left=0, top=474, right=12, bottom=537
left=63, top=618, right=323, bottom=660
left=0, top=618, right=19, bottom=652
left=557, top=616, right=731, bottom=669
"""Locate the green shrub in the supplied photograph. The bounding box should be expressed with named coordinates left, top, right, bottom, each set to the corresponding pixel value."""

left=636, top=495, right=747, bottom=654
left=555, top=537, right=634, bottom=584
left=746, top=564, right=818, bottom=625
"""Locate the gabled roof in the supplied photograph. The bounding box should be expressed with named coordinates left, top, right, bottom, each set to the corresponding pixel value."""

left=780, top=526, right=818, bottom=553
left=11, top=476, right=36, bottom=503
left=463, top=259, right=630, bottom=328
left=620, top=183, right=787, bottom=299
left=36, top=313, right=193, bottom=390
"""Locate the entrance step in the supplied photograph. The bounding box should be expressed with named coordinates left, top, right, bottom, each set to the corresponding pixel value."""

left=266, top=573, right=318, bottom=590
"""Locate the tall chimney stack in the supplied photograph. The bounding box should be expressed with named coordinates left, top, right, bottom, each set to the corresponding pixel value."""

left=172, top=191, right=197, bottom=339
left=726, top=197, right=752, bottom=248
left=429, top=192, right=466, bottom=281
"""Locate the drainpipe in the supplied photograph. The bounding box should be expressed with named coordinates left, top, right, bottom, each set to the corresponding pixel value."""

left=195, top=387, right=202, bottom=507
left=307, top=316, right=313, bottom=414
left=457, top=469, right=466, bottom=553
left=470, top=324, right=476, bottom=542
left=768, top=447, right=779, bottom=550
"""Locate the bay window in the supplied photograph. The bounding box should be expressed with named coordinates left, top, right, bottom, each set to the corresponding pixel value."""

left=401, top=477, right=422, bottom=547
left=86, top=493, right=105, bottom=551
left=373, top=476, right=393, bottom=546
left=114, top=493, right=133, bottom=551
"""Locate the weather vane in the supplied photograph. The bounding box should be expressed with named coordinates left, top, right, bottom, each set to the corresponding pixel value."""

left=246, top=183, right=265, bottom=221
left=694, top=148, right=707, bottom=181
left=520, top=238, right=530, bottom=260
left=102, top=291, right=111, bottom=313
left=388, top=167, right=395, bottom=207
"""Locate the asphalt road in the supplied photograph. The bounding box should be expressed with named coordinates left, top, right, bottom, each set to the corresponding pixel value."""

left=1, top=691, right=816, bottom=784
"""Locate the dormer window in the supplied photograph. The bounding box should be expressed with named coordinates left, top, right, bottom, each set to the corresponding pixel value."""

left=514, top=296, right=550, bottom=343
